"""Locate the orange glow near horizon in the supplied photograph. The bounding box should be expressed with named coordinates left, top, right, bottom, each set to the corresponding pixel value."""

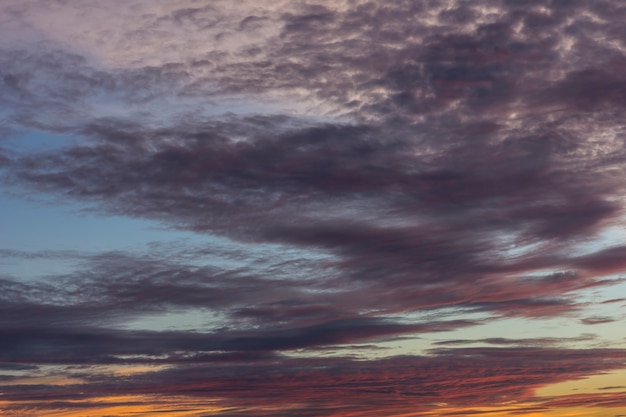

left=537, top=369, right=626, bottom=397
left=3, top=364, right=626, bottom=417
left=3, top=393, right=626, bottom=417
left=0, top=395, right=230, bottom=417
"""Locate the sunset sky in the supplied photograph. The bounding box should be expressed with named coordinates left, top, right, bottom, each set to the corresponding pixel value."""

left=2, top=1, right=626, bottom=416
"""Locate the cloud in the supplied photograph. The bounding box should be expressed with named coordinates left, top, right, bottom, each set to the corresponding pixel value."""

left=580, top=316, right=617, bottom=325
left=0, top=250, right=481, bottom=364
left=3, top=347, right=626, bottom=416
left=543, top=391, right=626, bottom=410
left=433, top=334, right=597, bottom=346
left=0, top=321, right=422, bottom=364
left=2, top=0, right=626, bottom=415
left=5, top=114, right=624, bottom=319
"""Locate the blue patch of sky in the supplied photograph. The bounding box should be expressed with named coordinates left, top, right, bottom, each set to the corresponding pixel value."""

left=118, top=309, right=223, bottom=332
left=1, top=129, right=80, bottom=154
left=0, top=187, right=220, bottom=281
left=0, top=190, right=205, bottom=253
left=0, top=185, right=336, bottom=282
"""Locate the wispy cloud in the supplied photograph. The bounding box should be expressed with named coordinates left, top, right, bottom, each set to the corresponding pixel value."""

left=2, top=347, right=626, bottom=416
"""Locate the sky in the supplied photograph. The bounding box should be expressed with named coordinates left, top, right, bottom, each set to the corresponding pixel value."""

left=1, top=0, right=626, bottom=416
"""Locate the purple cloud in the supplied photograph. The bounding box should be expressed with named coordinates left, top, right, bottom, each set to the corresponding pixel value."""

left=2, top=0, right=626, bottom=416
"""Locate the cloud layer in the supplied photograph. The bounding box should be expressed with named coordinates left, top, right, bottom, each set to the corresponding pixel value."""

left=2, top=0, right=626, bottom=416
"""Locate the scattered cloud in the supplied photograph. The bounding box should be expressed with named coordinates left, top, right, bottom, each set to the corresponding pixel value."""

left=581, top=316, right=617, bottom=325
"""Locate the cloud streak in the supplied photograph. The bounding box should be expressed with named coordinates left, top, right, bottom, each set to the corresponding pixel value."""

left=3, top=347, right=626, bottom=416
